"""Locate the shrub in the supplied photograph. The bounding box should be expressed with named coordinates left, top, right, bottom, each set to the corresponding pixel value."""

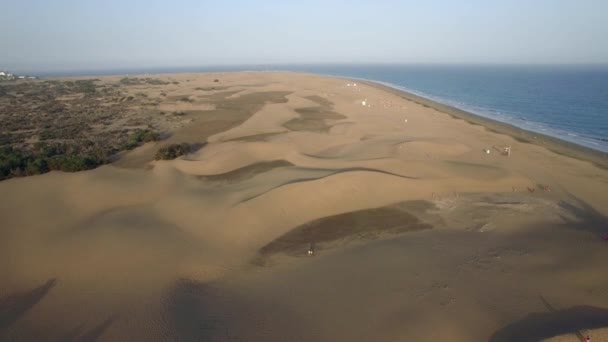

left=129, top=129, right=160, bottom=144
left=124, top=129, right=161, bottom=150
left=33, top=142, right=65, bottom=157
left=120, top=77, right=138, bottom=85
left=25, top=158, right=49, bottom=175
left=145, top=78, right=170, bottom=85
left=0, top=146, right=27, bottom=180
left=47, top=154, right=103, bottom=172
left=155, top=143, right=191, bottom=160
left=74, top=80, right=97, bottom=95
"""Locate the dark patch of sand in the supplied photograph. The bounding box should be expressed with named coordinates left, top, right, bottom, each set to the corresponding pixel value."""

left=197, top=160, right=294, bottom=183
left=161, top=278, right=316, bottom=341
left=0, top=278, right=57, bottom=335
left=169, top=91, right=290, bottom=142
left=56, top=316, right=116, bottom=342
left=194, top=86, right=231, bottom=92
left=223, top=132, right=285, bottom=142
left=0, top=279, right=116, bottom=341
left=115, top=91, right=291, bottom=167
left=490, top=302, right=608, bottom=342
left=238, top=166, right=418, bottom=204
left=304, top=95, right=334, bottom=107
left=258, top=200, right=434, bottom=258
left=443, top=160, right=508, bottom=180
left=284, top=95, right=346, bottom=132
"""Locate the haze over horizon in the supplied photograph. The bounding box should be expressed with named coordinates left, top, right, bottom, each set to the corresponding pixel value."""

left=1, top=0, right=608, bottom=73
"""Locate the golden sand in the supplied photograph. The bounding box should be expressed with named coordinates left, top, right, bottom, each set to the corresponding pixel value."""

left=1, top=72, right=608, bottom=341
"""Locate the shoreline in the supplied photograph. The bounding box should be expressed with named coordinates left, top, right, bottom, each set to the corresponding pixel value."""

left=36, top=69, right=608, bottom=169
left=356, top=78, right=608, bottom=170
left=3, top=70, right=608, bottom=341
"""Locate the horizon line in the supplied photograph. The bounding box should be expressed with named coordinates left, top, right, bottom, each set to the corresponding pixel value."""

left=12, top=62, right=608, bottom=78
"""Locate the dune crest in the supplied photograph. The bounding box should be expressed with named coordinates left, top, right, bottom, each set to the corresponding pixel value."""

left=2, top=72, right=608, bottom=341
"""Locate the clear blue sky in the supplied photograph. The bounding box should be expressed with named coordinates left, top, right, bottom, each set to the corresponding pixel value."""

left=2, top=0, right=607, bottom=73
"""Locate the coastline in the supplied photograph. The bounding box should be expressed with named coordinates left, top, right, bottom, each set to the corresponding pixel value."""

left=2, top=70, right=608, bottom=341
left=357, top=78, right=608, bottom=169
left=37, top=68, right=608, bottom=169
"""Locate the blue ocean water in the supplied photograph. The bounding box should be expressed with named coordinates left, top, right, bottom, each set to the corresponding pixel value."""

left=41, top=64, right=608, bottom=152
left=286, top=64, right=608, bottom=153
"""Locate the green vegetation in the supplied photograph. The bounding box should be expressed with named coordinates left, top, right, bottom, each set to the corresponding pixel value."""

left=155, top=143, right=192, bottom=160
left=0, top=146, right=26, bottom=179
left=119, top=77, right=170, bottom=86
left=0, top=76, right=15, bottom=82
left=195, top=86, right=221, bottom=91
left=123, top=129, right=161, bottom=149
left=0, top=128, right=163, bottom=179
left=0, top=143, right=106, bottom=180
left=0, top=78, right=170, bottom=181
left=74, top=79, right=97, bottom=95
left=146, top=78, right=170, bottom=85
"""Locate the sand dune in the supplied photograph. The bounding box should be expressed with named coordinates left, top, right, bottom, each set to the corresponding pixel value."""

left=1, top=72, right=608, bottom=341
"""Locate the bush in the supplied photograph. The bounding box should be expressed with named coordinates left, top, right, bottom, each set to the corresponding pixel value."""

left=129, top=129, right=160, bottom=143
left=25, top=158, right=49, bottom=175
left=0, top=146, right=27, bottom=180
left=123, top=129, right=161, bottom=150
left=74, top=80, right=97, bottom=95
left=146, top=78, right=170, bottom=85
left=0, top=141, right=112, bottom=180
left=47, top=154, right=103, bottom=172
left=155, top=143, right=191, bottom=160
left=33, top=142, right=66, bottom=157
left=120, top=77, right=137, bottom=85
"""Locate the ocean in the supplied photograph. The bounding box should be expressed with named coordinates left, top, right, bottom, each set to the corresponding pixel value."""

left=40, top=64, right=608, bottom=152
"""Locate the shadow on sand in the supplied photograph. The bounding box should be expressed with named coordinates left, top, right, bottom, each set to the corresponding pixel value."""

left=559, top=194, right=608, bottom=237
left=56, top=315, right=117, bottom=342
left=489, top=304, right=608, bottom=342
left=162, top=278, right=319, bottom=341
left=0, top=278, right=57, bottom=334
left=490, top=196, right=608, bottom=341
left=0, top=279, right=115, bottom=341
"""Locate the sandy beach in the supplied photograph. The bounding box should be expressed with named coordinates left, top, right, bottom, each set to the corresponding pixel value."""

left=1, top=72, right=608, bottom=341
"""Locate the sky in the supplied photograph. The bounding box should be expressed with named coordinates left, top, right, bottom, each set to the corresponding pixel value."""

left=1, top=0, right=607, bottom=73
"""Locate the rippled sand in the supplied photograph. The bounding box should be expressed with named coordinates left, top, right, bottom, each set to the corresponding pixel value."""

left=2, top=72, right=608, bottom=341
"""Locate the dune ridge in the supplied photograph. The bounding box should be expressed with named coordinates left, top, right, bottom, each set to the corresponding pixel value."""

left=1, top=72, right=608, bottom=341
